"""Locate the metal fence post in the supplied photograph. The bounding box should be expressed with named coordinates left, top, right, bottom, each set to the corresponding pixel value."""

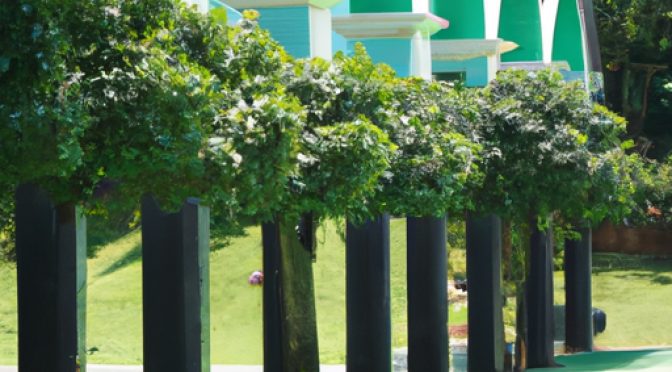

left=407, top=215, right=448, bottom=372
left=16, top=184, right=86, bottom=372
left=466, top=213, right=504, bottom=372
left=564, top=227, right=593, bottom=352
left=526, top=219, right=557, bottom=368
left=346, top=214, right=392, bottom=372
left=262, top=219, right=283, bottom=372
left=141, top=196, right=210, bottom=372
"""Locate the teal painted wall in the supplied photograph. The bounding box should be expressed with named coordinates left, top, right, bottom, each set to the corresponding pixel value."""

left=432, top=58, right=489, bottom=87
left=347, top=39, right=411, bottom=77
left=257, top=6, right=311, bottom=58
left=209, top=0, right=242, bottom=24
left=560, top=70, right=585, bottom=82
left=499, top=0, right=543, bottom=62
left=350, top=0, right=411, bottom=13
left=552, top=0, right=585, bottom=70
left=431, top=0, right=485, bottom=40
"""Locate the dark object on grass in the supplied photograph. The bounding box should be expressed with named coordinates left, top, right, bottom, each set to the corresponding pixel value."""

left=553, top=305, right=607, bottom=340
left=455, top=279, right=468, bottom=292
left=593, top=308, right=607, bottom=335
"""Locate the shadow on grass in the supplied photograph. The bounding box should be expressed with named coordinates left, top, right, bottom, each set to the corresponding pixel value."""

left=592, top=254, right=672, bottom=279
left=96, top=243, right=142, bottom=278
left=652, top=275, right=672, bottom=285
left=605, top=271, right=672, bottom=285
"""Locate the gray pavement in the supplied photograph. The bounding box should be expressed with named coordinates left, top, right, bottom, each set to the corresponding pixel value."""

left=0, top=365, right=346, bottom=372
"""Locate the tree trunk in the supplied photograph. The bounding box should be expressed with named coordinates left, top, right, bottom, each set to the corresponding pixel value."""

left=513, top=220, right=530, bottom=372
left=277, top=213, right=320, bottom=372
left=514, top=287, right=527, bottom=372
left=502, top=218, right=513, bottom=281
left=622, top=63, right=667, bottom=142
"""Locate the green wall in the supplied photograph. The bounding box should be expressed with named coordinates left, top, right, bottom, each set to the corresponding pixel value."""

left=499, top=0, right=543, bottom=62
left=431, top=0, right=485, bottom=40
left=552, top=0, right=585, bottom=70
left=350, top=0, right=411, bottom=13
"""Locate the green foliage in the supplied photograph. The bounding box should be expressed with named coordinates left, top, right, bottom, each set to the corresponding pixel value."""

left=446, top=220, right=466, bottom=277
left=0, top=1, right=92, bottom=190
left=623, top=156, right=672, bottom=228
left=280, top=47, right=396, bottom=222
left=595, top=0, right=672, bottom=65
left=0, top=183, right=15, bottom=262
left=464, top=68, right=632, bottom=226
left=372, top=77, right=482, bottom=218
left=0, top=0, right=303, bottom=220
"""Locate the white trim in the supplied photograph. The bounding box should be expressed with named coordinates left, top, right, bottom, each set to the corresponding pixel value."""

left=541, top=0, right=560, bottom=64
left=332, top=12, right=448, bottom=39
left=499, top=61, right=570, bottom=71
left=431, top=39, right=518, bottom=61
left=578, top=0, right=590, bottom=92
left=412, top=0, right=429, bottom=13
left=484, top=0, right=502, bottom=39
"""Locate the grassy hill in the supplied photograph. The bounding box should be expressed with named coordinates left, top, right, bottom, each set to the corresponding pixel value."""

left=1, top=219, right=671, bottom=365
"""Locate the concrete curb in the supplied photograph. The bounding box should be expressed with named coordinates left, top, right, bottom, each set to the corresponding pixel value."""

left=0, top=365, right=347, bottom=372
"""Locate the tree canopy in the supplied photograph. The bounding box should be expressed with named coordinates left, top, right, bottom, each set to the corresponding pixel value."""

left=463, top=68, right=631, bottom=226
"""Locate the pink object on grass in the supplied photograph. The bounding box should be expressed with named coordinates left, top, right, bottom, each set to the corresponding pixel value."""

left=248, top=270, right=264, bottom=285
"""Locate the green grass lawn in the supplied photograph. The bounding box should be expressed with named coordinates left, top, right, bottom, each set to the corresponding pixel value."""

left=551, top=254, right=672, bottom=348
left=1, top=221, right=671, bottom=365
left=589, top=254, right=672, bottom=348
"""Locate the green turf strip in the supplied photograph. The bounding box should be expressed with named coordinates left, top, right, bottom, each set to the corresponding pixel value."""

left=530, top=349, right=672, bottom=372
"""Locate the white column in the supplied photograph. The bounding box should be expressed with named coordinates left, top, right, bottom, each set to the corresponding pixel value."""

left=410, top=30, right=433, bottom=80
left=309, top=6, right=334, bottom=59
left=486, top=52, right=500, bottom=82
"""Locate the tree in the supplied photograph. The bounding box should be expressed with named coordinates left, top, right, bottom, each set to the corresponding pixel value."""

left=368, top=76, right=482, bottom=218
left=463, top=68, right=631, bottom=370
left=0, top=0, right=305, bottom=254
left=594, top=0, right=672, bottom=141
left=274, top=46, right=396, bottom=371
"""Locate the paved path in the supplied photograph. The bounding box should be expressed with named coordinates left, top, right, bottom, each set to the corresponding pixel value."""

left=0, top=365, right=346, bottom=372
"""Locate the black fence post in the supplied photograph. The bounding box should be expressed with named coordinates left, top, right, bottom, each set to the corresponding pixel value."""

left=466, top=213, right=504, bottom=372
left=142, top=196, right=210, bottom=372
left=346, top=214, right=392, bottom=372
left=407, top=215, right=448, bottom=372
left=564, top=227, right=593, bottom=352
left=262, top=219, right=283, bottom=372
left=526, top=219, right=557, bottom=368
left=15, top=184, right=86, bottom=372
